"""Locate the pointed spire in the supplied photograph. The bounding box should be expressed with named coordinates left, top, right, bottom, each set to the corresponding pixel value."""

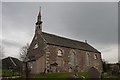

left=36, top=6, right=42, bottom=25
left=37, top=6, right=41, bottom=21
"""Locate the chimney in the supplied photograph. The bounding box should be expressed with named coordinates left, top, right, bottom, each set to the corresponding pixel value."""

left=85, top=40, right=87, bottom=43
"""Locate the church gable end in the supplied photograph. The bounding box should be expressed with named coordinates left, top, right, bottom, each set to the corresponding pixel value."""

left=27, top=9, right=47, bottom=60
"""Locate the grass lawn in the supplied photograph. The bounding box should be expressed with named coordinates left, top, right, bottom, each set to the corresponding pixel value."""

left=2, top=69, right=20, bottom=77
left=32, top=72, right=119, bottom=80
left=33, top=72, right=88, bottom=78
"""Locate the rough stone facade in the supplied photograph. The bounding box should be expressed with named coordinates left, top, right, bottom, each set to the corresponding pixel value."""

left=46, top=45, right=102, bottom=73
left=27, top=10, right=103, bottom=74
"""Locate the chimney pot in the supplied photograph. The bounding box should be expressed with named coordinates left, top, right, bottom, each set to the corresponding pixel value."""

left=85, top=40, right=87, bottom=43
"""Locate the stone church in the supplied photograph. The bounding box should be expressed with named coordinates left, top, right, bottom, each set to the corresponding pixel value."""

left=27, top=10, right=103, bottom=74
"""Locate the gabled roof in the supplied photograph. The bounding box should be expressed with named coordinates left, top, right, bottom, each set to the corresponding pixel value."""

left=2, top=57, right=22, bottom=69
left=42, top=32, right=100, bottom=53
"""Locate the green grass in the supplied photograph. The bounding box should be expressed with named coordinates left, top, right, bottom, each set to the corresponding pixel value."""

left=77, top=72, right=88, bottom=78
left=2, top=69, right=20, bottom=77
left=32, top=72, right=119, bottom=80
left=2, top=69, right=14, bottom=77
left=33, top=72, right=88, bottom=78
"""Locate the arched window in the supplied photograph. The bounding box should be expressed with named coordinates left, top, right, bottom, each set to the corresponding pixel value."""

left=56, top=49, right=64, bottom=66
left=94, top=54, right=98, bottom=59
left=70, top=50, right=77, bottom=66
left=33, top=43, right=38, bottom=49
left=86, top=52, right=91, bottom=66
left=57, top=50, right=63, bottom=56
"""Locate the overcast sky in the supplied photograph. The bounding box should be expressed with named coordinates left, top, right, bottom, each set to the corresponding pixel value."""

left=1, top=2, right=118, bottom=63
left=1, top=0, right=120, bottom=2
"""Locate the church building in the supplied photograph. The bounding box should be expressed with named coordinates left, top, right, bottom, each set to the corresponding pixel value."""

left=27, top=9, right=103, bottom=74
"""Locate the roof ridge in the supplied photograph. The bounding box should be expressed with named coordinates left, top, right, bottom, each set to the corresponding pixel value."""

left=42, top=32, right=100, bottom=53
left=42, top=32, right=86, bottom=44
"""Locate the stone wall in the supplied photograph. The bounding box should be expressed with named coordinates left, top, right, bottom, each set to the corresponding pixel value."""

left=29, top=44, right=102, bottom=74
left=29, top=54, right=46, bottom=74
left=46, top=44, right=102, bottom=73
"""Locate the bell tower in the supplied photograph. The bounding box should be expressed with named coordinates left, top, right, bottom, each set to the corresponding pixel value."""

left=35, top=7, right=42, bottom=34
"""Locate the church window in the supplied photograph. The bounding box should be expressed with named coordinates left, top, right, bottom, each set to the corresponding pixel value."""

left=86, top=52, right=91, bottom=66
left=57, top=49, right=63, bottom=56
left=34, top=44, right=38, bottom=49
left=56, top=49, right=64, bottom=66
left=94, top=54, right=98, bottom=59
left=70, top=50, right=77, bottom=66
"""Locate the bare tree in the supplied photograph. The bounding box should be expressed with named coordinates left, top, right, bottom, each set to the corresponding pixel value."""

left=19, top=43, right=29, bottom=61
left=19, top=43, right=32, bottom=78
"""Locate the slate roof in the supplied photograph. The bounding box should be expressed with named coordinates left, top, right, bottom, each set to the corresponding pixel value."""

left=42, top=32, right=100, bottom=53
left=2, top=57, right=22, bottom=69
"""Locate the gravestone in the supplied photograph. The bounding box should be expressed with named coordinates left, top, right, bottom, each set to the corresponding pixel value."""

left=88, top=67, right=101, bottom=80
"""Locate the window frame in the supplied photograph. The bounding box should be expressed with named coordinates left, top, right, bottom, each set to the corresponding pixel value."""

left=57, top=49, right=63, bottom=57
left=86, top=52, right=91, bottom=66
left=94, top=54, right=98, bottom=59
left=70, top=50, right=77, bottom=66
left=56, top=49, right=64, bottom=66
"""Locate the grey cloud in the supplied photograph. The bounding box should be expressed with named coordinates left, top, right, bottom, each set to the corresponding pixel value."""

left=53, top=3, right=118, bottom=45
left=2, top=3, right=117, bottom=45
left=2, top=39, right=22, bottom=47
left=42, top=2, right=118, bottom=45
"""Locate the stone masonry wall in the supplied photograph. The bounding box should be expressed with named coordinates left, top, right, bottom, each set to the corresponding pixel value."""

left=46, top=44, right=102, bottom=72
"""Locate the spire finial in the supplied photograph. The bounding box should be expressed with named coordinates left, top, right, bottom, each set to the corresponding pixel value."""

left=39, top=6, right=41, bottom=13
left=36, top=6, right=42, bottom=24
left=38, top=6, right=41, bottom=18
left=35, top=6, right=42, bottom=33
